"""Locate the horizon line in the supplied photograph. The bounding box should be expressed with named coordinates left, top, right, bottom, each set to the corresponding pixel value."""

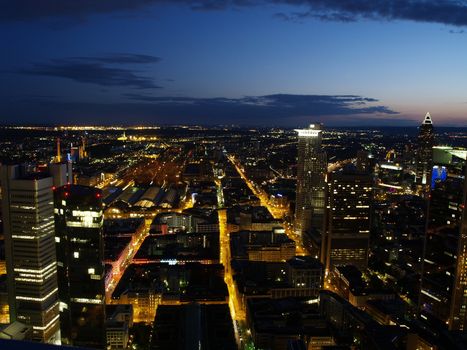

left=1, top=123, right=466, bottom=129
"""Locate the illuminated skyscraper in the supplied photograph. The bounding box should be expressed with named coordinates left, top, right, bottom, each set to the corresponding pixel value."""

left=416, top=112, right=435, bottom=192
left=450, top=163, right=467, bottom=330
left=54, top=185, right=105, bottom=348
left=78, top=136, right=88, bottom=161
left=323, top=165, right=373, bottom=271
left=0, top=165, right=60, bottom=343
left=419, top=153, right=467, bottom=330
left=294, top=124, right=327, bottom=258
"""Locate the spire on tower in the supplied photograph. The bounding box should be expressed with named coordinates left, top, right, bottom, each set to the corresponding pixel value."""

left=422, top=112, right=433, bottom=125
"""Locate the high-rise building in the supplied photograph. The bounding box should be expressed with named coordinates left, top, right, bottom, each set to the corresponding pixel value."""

left=0, top=165, right=60, bottom=343
left=450, top=162, right=467, bottom=330
left=48, top=162, right=73, bottom=189
left=294, top=124, right=327, bottom=259
left=415, top=112, right=435, bottom=192
left=323, top=165, right=373, bottom=271
left=419, top=153, right=466, bottom=330
left=356, top=150, right=373, bottom=174
left=78, top=136, right=88, bottom=161
left=53, top=185, right=105, bottom=348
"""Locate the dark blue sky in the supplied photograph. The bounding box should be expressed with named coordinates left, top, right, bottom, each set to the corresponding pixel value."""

left=1, top=1, right=467, bottom=126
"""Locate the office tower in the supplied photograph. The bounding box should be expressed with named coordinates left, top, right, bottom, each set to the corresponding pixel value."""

left=69, top=145, right=79, bottom=163
left=324, top=165, right=372, bottom=271
left=415, top=112, right=434, bottom=192
left=78, top=136, right=88, bottom=161
left=451, top=163, right=467, bottom=330
left=48, top=162, right=73, bottom=188
left=356, top=150, right=372, bottom=174
left=294, top=124, right=327, bottom=258
left=419, top=155, right=466, bottom=330
left=0, top=165, right=60, bottom=343
left=54, top=185, right=105, bottom=348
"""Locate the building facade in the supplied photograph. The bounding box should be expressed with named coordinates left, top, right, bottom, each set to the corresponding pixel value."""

left=415, top=112, right=435, bottom=193
left=54, top=185, right=106, bottom=348
left=294, top=124, right=327, bottom=258
left=419, top=154, right=467, bottom=330
left=324, top=166, right=373, bottom=271
left=48, top=162, right=73, bottom=189
left=0, top=165, right=60, bottom=343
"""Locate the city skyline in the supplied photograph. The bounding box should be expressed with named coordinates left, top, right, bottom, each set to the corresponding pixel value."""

left=1, top=1, right=467, bottom=126
left=0, top=117, right=466, bottom=349
left=1, top=2, right=467, bottom=350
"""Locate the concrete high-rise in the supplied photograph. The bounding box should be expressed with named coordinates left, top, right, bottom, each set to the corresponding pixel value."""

left=323, top=165, right=373, bottom=272
left=0, top=165, right=60, bottom=343
left=294, top=124, right=327, bottom=259
left=416, top=112, right=435, bottom=193
left=48, top=162, right=73, bottom=189
left=53, top=185, right=105, bottom=348
left=419, top=152, right=467, bottom=330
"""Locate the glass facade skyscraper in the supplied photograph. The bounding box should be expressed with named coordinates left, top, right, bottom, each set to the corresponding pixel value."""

left=53, top=185, right=105, bottom=348
left=420, top=154, right=467, bottom=330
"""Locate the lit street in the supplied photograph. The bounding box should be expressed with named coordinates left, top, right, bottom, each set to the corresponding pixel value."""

left=105, top=219, right=150, bottom=301
left=227, top=155, right=308, bottom=256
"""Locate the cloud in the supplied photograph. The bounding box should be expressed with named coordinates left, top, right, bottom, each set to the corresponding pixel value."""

left=120, top=93, right=397, bottom=118
left=2, top=1, right=467, bottom=27
left=18, top=55, right=162, bottom=89
left=274, top=9, right=357, bottom=23
left=71, top=53, right=162, bottom=64
left=0, top=93, right=399, bottom=126
left=272, top=1, right=467, bottom=27
left=0, top=0, right=228, bottom=21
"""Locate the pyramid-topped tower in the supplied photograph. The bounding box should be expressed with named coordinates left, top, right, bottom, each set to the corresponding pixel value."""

left=416, top=112, right=435, bottom=190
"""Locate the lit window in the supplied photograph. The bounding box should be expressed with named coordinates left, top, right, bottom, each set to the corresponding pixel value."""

left=73, top=252, right=79, bottom=258
left=88, top=268, right=95, bottom=274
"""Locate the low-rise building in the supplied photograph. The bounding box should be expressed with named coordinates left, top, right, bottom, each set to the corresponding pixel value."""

left=106, top=305, right=133, bottom=349
left=0, top=322, right=32, bottom=341
left=230, top=230, right=296, bottom=262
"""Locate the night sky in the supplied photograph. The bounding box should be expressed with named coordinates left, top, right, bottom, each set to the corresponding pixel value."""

left=1, top=1, right=467, bottom=126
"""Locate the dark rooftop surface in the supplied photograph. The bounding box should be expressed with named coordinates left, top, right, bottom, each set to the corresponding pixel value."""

left=112, top=263, right=227, bottom=302
left=55, top=184, right=101, bottom=197
left=104, top=218, right=144, bottom=235
left=151, top=303, right=236, bottom=350
left=0, top=339, right=91, bottom=350
left=134, top=232, right=219, bottom=262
